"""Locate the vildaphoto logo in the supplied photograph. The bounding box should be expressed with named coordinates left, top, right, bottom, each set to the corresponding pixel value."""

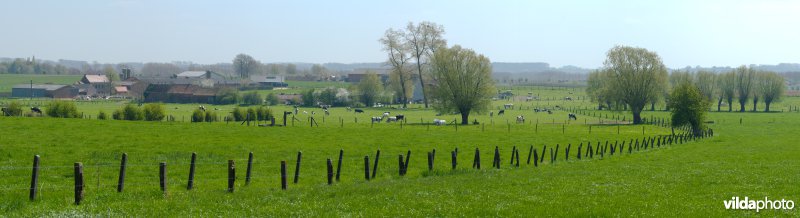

left=724, top=197, right=795, bottom=212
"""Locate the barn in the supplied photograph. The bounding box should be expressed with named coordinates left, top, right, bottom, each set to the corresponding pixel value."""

left=11, top=84, right=78, bottom=99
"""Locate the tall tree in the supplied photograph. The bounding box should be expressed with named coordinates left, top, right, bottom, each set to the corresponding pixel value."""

left=758, top=71, right=785, bottom=112
left=233, top=54, right=259, bottom=78
left=597, top=45, right=668, bottom=124
left=669, top=82, right=710, bottom=136
left=405, top=21, right=446, bottom=108
left=429, top=45, right=495, bottom=125
left=380, top=29, right=414, bottom=108
left=734, top=66, right=756, bottom=112
left=586, top=69, right=618, bottom=110
left=357, top=71, right=383, bottom=107
left=694, top=71, right=717, bottom=102
left=717, top=71, right=736, bottom=112
left=286, top=63, right=297, bottom=75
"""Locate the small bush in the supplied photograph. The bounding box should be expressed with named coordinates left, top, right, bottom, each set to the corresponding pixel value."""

left=45, top=101, right=80, bottom=118
left=112, top=109, right=123, bottom=120
left=98, top=111, right=108, bottom=120
left=242, top=91, right=262, bottom=105
left=246, top=107, right=257, bottom=121
left=143, top=103, right=166, bottom=121
left=192, top=109, right=205, bottom=122
left=5, top=101, right=23, bottom=116
left=256, top=106, right=273, bottom=121
left=265, top=93, right=279, bottom=106
left=216, top=88, right=240, bottom=105
left=205, top=111, right=217, bottom=122
left=122, top=104, right=144, bottom=121
left=232, top=107, right=245, bottom=121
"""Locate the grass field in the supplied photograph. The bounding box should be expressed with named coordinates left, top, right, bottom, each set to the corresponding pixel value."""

left=0, top=85, right=798, bottom=216
left=0, top=74, right=82, bottom=93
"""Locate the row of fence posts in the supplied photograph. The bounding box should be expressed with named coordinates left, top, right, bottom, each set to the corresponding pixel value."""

left=26, top=130, right=713, bottom=205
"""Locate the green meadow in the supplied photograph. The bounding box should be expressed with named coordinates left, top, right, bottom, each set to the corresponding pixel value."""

left=0, top=85, right=798, bottom=216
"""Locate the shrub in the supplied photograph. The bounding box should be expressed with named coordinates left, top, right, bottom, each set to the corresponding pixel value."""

left=302, top=89, right=317, bottom=107
left=205, top=111, right=217, bottom=122
left=265, top=93, right=279, bottom=106
left=98, top=111, right=108, bottom=120
left=112, top=109, right=123, bottom=120
left=122, top=104, right=144, bottom=121
left=256, top=106, right=273, bottom=121
left=5, top=101, right=23, bottom=116
left=192, top=109, right=205, bottom=122
left=143, top=103, right=166, bottom=121
left=45, top=101, right=80, bottom=118
left=232, top=107, right=245, bottom=121
left=246, top=107, right=257, bottom=121
left=242, top=91, right=262, bottom=105
left=216, top=88, right=240, bottom=105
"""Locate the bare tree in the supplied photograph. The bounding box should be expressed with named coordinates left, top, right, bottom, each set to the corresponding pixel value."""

left=380, top=29, right=414, bottom=108
left=758, top=71, right=785, bottom=112
left=734, top=66, right=756, bottom=112
left=694, top=71, right=717, bottom=102
left=717, top=71, right=736, bottom=112
left=405, top=21, right=446, bottom=108
left=233, top=54, right=259, bottom=78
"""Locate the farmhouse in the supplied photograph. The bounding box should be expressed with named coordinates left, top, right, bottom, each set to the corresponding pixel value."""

left=250, top=75, right=288, bottom=88
left=78, top=74, right=112, bottom=96
left=11, top=84, right=78, bottom=99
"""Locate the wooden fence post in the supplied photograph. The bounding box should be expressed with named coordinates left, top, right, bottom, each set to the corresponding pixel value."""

left=188, top=152, right=196, bottom=190
left=364, top=156, right=370, bottom=181
left=510, top=146, right=516, bottom=165
left=404, top=150, right=411, bottom=172
left=74, top=162, right=84, bottom=205
left=336, top=149, right=343, bottom=181
left=30, top=155, right=39, bottom=201
left=451, top=151, right=457, bottom=169
left=246, top=152, right=253, bottom=186
left=327, top=158, right=333, bottom=185
left=227, top=160, right=235, bottom=193
left=371, top=150, right=380, bottom=179
left=399, top=155, right=405, bottom=176
left=427, top=152, right=433, bottom=171
left=294, top=152, right=302, bottom=184
left=514, top=147, right=520, bottom=167
left=159, top=162, right=167, bottom=196
left=117, top=153, right=126, bottom=192
left=526, top=146, right=533, bottom=164
left=473, top=148, right=481, bottom=169
left=281, top=161, right=287, bottom=190
left=539, top=145, right=547, bottom=163
left=565, top=144, right=571, bottom=161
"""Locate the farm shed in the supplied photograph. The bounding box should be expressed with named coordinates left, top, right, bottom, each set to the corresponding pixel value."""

left=11, top=84, right=78, bottom=99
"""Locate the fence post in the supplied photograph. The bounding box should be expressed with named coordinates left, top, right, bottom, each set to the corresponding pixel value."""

left=246, top=152, right=253, bottom=186
left=336, top=149, right=343, bottom=181
left=159, top=162, right=167, bottom=196
left=74, top=162, right=84, bottom=205
left=364, top=156, right=370, bottom=181
left=327, top=158, right=333, bottom=185
left=188, top=152, right=196, bottom=190
left=30, top=155, right=40, bottom=201
left=473, top=148, right=481, bottom=169
left=451, top=151, right=457, bottom=169
left=540, top=145, right=547, bottom=163
left=404, top=150, right=411, bottom=173
left=427, top=152, right=433, bottom=171
left=526, top=146, right=533, bottom=164
left=294, top=151, right=302, bottom=184
left=399, top=155, right=405, bottom=176
left=228, top=160, right=235, bottom=193
left=514, top=147, right=520, bottom=167
left=372, top=150, right=380, bottom=179
left=565, top=144, right=571, bottom=161
left=281, top=161, right=287, bottom=190
left=117, top=153, right=127, bottom=192
left=510, top=146, right=516, bottom=165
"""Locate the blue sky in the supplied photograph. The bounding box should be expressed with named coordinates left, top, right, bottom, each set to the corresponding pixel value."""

left=1, top=0, right=798, bottom=68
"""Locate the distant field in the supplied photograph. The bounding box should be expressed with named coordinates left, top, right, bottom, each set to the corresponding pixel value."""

left=0, top=84, right=798, bottom=216
left=0, top=74, right=81, bottom=93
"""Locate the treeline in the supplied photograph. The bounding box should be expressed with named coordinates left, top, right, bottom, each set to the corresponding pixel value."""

left=588, top=65, right=785, bottom=112
left=0, top=58, right=79, bottom=75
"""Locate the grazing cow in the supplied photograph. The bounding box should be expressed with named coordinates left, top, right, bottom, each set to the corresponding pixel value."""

left=324, top=109, right=330, bottom=116
left=395, top=114, right=405, bottom=121
left=504, top=103, right=513, bottom=109
left=498, top=110, right=505, bottom=115
left=383, top=112, right=390, bottom=116
left=354, top=109, right=364, bottom=113
left=433, top=119, right=446, bottom=126
left=490, top=111, right=494, bottom=117
left=311, top=111, right=316, bottom=115
left=346, top=107, right=352, bottom=112
left=303, top=111, right=308, bottom=114
left=371, top=117, right=382, bottom=122
left=534, top=108, right=541, bottom=112
left=565, top=97, right=572, bottom=101
left=516, top=115, right=525, bottom=123
left=214, top=108, right=220, bottom=111
left=386, top=117, right=397, bottom=123
left=547, top=110, right=553, bottom=114
left=1, top=107, right=8, bottom=116
left=435, top=113, right=443, bottom=116
left=568, top=113, right=577, bottom=120
left=199, top=105, right=206, bottom=111
left=30, top=107, right=42, bottom=114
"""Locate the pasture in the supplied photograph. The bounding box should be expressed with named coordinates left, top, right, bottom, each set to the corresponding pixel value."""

left=0, top=85, right=798, bottom=216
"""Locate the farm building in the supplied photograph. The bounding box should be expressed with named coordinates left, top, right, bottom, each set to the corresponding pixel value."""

left=11, top=84, right=78, bottom=98
left=143, top=84, right=218, bottom=104
left=78, top=74, right=112, bottom=96
left=250, top=75, right=288, bottom=88
left=278, top=93, right=302, bottom=105
left=346, top=73, right=389, bottom=83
